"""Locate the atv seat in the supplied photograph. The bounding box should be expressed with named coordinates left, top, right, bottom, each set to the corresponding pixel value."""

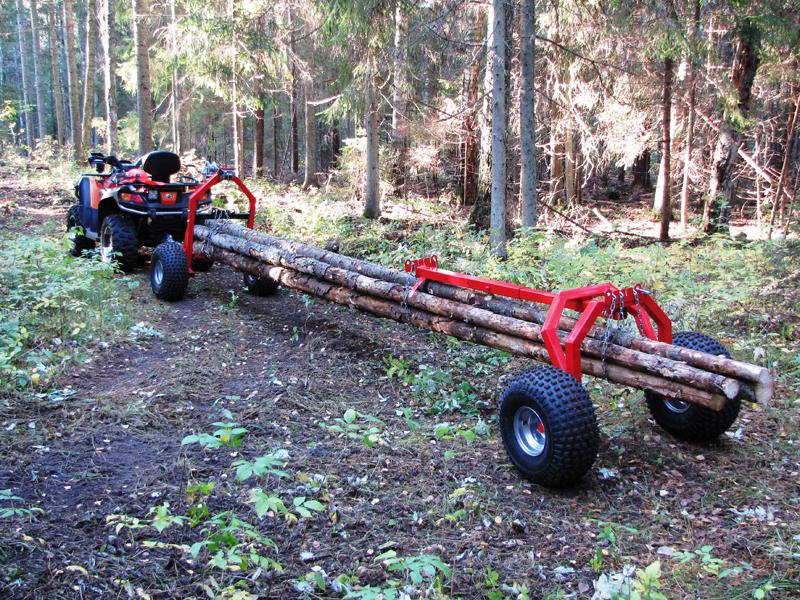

left=137, top=151, right=181, bottom=183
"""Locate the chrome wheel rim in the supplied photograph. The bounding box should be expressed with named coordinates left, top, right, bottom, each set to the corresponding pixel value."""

left=513, top=406, right=547, bottom=457
left=153, top=260, right=164, bottom=287
left=663, top=398, right=690, bottom=414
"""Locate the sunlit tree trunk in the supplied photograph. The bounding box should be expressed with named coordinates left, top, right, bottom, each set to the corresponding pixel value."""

left=29, top=0, right=47, bottom=140
left=654, top=57, right=674, bottom=242
left=519, top=0, right=537, bottom=228
left=390, top=0, right=408, bottom=196
left=63, top=0, right=81, bottom=159
left=81, top=0, right=97, bottom=153
left=489, top=0, right=506, bottom=256
left=254, top=105, right=265, bottom=178
left=100, top=0, right=118, bottom=154
left=15, top=0, right=34, bottom=147
left=302, top=84, right=319, bottom=189
left=47, top=0, right=65, bottom=146
left=132, top=0, right=153, bottom=154
left=469, top=4, right=493, bottom=227
left=169, top=0, right=180, bottom=153
left=364, top=69, right=381, bottom=219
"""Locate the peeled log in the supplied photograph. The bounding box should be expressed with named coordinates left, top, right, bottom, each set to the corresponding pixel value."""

left=195, top=225, right=743, bottom=401
left=202, top=221, right=772, bottom=405
left=200, top=243, right=728, bottom=411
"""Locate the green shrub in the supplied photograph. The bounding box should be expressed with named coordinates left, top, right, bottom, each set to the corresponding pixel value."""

left=0, top=235, right=135, bottom=389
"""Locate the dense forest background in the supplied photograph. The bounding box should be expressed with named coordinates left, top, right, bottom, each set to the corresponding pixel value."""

left=1, top=0, right=799, bottom=250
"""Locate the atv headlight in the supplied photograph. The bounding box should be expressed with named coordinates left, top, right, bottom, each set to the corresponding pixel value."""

left=147, top=190, right=158, bottom=201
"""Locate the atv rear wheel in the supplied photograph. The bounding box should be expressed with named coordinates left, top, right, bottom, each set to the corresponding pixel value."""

left=645, top=331, right=741, bottom=441
left=498, top=366, right=599, bottom=487
left=66, top=205, right=94, bottom=256
left=151, top=241, right=189, bottom=301
left=99, top=215, right=138, bottom=271
left=243, top=272, right=278, bottom=296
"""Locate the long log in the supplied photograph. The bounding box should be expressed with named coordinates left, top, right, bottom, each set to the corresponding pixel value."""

left=195, top=225, right=744, bottom=401
left=199, top=243, right=730, bottom=411
left=202, top=221, right=772, bottom=405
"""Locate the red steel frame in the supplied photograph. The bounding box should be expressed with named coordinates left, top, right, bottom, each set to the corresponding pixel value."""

left=182, top=168, right=257, bottom=273
left=405, top=255, right=672, bottom=381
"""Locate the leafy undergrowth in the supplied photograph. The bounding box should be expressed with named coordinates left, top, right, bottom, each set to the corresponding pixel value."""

left=1, top=172, right=798, bottom=599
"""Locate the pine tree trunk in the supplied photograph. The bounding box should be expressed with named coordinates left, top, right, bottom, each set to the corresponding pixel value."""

left=100, top=0, right=118, bottom=154
left=469, top=5, right=494, bottom=228
left=655, top=57, right=674, bottom=242
left=63, top=0, right=81, bottom=159
left=29, top=0, right=47, bottom=141
left=254, top=106, right=265, bottom=178
left=272, top=103, right=280, bottom=177
left=81, top=0, right=97, bottom=153
left=132, top=0, right=153, bottom=154
left=519, top=0, right=537, bottom=228
left=289, top=13, right=299, bottom=174
left=565, top=125, right=576, bottom=203
left=302, top=83, right=319, bottom=189
left=767, top=86, right=799, bottom=237
left=168, top=0, right=180, bottom=153
left=704, top=23, right=760, bottom=233
left=489, top=0, right=506, bottom=256
left=47, top=0, right=65, bottom=146
left=390, top=0, right=408, bottom=196
left=16, top=0, right=34, bottom=148
left=231, top=73, right=241, bottom=174
left=363, top=70, right=381, bottom=219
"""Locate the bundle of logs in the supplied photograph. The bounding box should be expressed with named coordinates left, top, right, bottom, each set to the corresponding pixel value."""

left=194, top=222, right=773, bottom=410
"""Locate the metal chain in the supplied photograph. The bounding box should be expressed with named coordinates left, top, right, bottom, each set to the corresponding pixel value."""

left=600, top=293, right=617, bottom=380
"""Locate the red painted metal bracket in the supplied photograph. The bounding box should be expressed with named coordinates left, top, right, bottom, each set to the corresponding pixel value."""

left=183, top=169, right=257, bottom=273
left=405, top=255, right=672, bottom=381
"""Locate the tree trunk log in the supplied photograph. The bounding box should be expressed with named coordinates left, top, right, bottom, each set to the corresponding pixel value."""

left=200, top=243, right=729, bottom=411
left=198, top=221, right=771, bottom=404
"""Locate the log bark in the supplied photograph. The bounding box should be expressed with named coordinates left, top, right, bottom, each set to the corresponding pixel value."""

left=196, top=226, right=749, bottom=403
left=200, top=243, right=728, bottom=411
left=200, top=221, right=772, bottom=404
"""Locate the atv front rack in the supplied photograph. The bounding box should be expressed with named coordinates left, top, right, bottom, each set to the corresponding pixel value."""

left=404, top=255, right=672, bottom=380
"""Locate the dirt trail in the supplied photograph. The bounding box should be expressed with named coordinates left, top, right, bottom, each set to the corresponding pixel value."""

left=1, top=178, right=797, bottom=599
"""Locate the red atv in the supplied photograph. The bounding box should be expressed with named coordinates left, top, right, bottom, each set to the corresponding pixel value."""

left=67, top=150, right=275, bottom=300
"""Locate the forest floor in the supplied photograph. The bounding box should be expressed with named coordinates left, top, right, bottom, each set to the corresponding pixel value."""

left=1, top=168, right=799, bottom=600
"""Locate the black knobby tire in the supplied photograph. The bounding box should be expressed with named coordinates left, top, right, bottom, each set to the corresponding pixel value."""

left=151, top=241, right=189, bottom=301
left=243, top=272, right=278, bottom=296
left=192, top=256, right=215, bottom=272
left=645, top=331, right=741, bottom=442
left=99, top=215, right=138, bottom=272
left=499, top=366, right=599, bottom=487
left=66, top=205, right=94, bottom=257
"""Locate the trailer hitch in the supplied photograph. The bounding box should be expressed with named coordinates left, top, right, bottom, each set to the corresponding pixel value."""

left=405, top=255, right=672, bottom=380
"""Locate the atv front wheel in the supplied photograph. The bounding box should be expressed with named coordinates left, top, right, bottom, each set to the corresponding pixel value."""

left=243, top=272, right=278, bottom=296
left=645, top=331, right=741, bottom=441
left=66, top=205, right=94, bottom=256
left=498, top=366, right=599, bottom=487
left=99, top=215, right=138, bottom=271
left=151, top=241, right=189, bottom=301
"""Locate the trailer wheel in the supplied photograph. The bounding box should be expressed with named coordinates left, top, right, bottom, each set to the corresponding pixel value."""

left=243, top=273, right=278, bottom=296
left=192, top=256, right=215, bottom=272
left=66, top=205, right=94, bottom=256
left=645, top=331, right=741, bottom=441
left=499, top=366, right=599, bottom=487
left=151, top=241, right=189, bottom=301
left=99, top=215, right=138, bottom=272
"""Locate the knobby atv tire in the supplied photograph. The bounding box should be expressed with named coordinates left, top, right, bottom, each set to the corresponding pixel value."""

left=499, top=366, right=599, bottom=487
left=100, top=215, right=138, bottom=272
left=151, top=241, right=189, bottom=301
left=243, top=272, right=278, bottom=296
left=645, top=331, right=741, bottom=442
left=66, top=205, right=94, bottom=256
